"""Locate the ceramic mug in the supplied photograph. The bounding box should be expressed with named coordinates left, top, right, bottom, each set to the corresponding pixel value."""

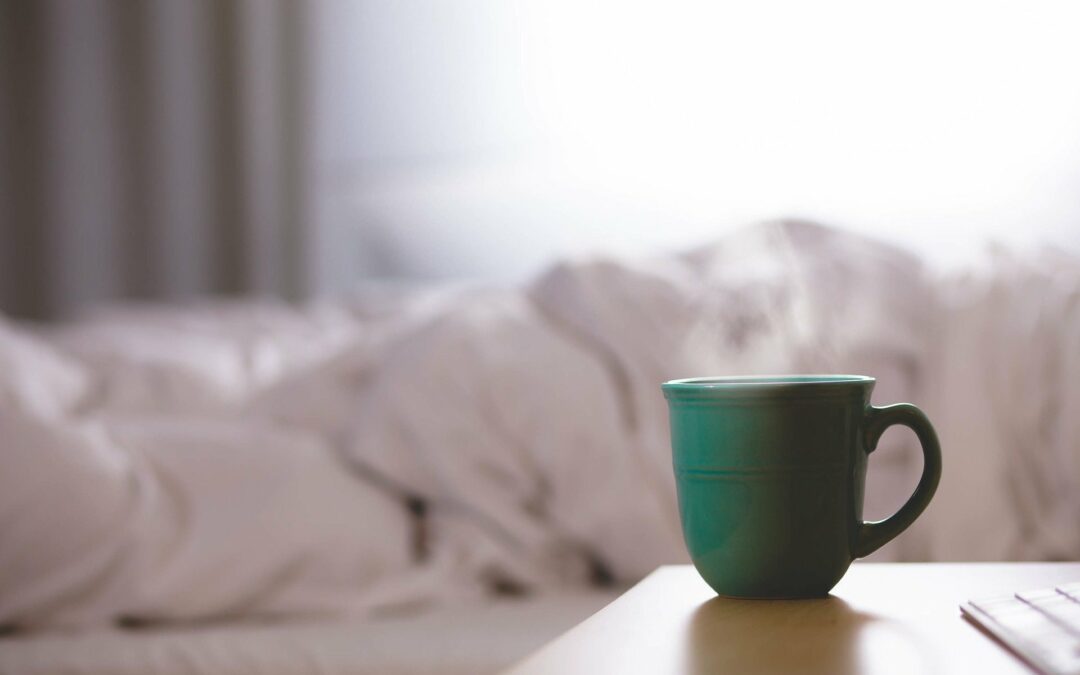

left=662, top=375, right=941, bottom=598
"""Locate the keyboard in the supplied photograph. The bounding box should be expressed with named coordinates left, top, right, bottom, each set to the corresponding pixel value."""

left=962, top=581, right=1080, bottom=675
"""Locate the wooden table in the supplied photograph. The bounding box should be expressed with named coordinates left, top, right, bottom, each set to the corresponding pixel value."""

left=505, top=563, right=1080, bottom=674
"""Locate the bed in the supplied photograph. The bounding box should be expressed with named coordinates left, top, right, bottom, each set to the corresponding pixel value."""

left=2, top=220, right=1077, bottom=672
left=0, top=591, right=616, bottom=675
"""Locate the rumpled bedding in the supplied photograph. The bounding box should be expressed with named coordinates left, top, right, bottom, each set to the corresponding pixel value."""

left=915, top=246, right=1080, bottom=561
left=1, top=220, right=1077, bottom=630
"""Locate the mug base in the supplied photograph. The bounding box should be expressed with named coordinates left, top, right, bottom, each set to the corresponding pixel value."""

left=713, top=590, right=832, bottom=600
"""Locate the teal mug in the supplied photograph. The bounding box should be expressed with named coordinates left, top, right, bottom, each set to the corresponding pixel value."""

left=662, top=375, right=941, bottom=598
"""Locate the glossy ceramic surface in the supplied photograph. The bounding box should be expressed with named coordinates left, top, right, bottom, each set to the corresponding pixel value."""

left=662, top=375, right=941, bottom=598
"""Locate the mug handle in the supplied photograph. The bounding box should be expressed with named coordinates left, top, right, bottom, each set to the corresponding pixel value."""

left=853, top=403, right=942, bottom=558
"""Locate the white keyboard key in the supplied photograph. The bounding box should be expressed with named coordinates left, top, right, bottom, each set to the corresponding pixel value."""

left=1019, top=589, right=1080, bottom=639
left=964, top=583, right=1080, bottom=675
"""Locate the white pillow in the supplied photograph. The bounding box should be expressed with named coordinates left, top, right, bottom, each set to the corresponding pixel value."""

left=0, top=410, right=416, bottom=628
left=0, top=410, right=135, bottom=627
left=0, top=317, right=90, bottom=418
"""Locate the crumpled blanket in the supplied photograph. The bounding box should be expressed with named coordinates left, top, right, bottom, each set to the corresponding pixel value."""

left=915, top=246, right=1080, bottom=561
left=1, top=220, right=1076, bottom=629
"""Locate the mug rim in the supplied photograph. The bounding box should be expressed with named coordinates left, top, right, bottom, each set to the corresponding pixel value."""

left=662, top=374, right=875, bottom=399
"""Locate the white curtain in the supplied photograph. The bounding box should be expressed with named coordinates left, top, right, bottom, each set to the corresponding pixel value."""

left=0, top=0, right=310, bottom=320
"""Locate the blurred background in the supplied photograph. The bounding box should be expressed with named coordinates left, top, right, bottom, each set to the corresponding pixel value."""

left=3, top=0, right=1080, bottom=320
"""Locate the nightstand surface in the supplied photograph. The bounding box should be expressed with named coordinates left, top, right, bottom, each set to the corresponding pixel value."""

left=505, top=563, right=1080, bottom=674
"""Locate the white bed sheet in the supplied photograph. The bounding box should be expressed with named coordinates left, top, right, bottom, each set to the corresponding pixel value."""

left=0, top=591, right=617, bottom=675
